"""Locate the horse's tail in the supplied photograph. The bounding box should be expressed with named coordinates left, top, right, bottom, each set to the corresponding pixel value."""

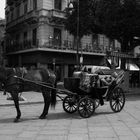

left=50, top=80, right=57, bottom=108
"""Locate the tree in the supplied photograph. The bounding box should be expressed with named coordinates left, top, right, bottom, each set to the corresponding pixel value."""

left=64, top=0, right=140, bottom=69
left=64, top=0, right=97, bottom=44
left=95, top=0, right=140, bottom=69
left=64, top=0, right=98, bottom=68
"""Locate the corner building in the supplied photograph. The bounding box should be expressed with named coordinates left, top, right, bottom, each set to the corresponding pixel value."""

left=5, top=0, right=118, bottom=81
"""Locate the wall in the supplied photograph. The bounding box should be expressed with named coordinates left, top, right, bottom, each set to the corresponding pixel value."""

left=42, top=0, right=67, bottom=10
left=42, top=0, right=53, bottom=9
left=134, top=46, right=140, bottom=58
left=38, top=24, right=52, bottom=46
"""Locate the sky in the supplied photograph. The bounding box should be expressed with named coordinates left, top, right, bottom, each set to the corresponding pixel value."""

left=0, top=0, right=5, bottom=19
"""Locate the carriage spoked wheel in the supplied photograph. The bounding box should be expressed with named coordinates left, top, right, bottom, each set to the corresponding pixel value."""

left=110, top=87, right=125, bottom=113
left=63, top=95, right=77, bottom=114
left=78, top=97, right=95, bottom=118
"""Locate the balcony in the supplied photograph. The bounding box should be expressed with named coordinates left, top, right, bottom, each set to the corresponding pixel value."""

left=6, top=40, right=36, bottom=53
left=6, top=38, right=105, bottom=56
left=107, top=50, right=134, bottom=58
left=7, top=0, right=14, bottom=6
left=50, top=9, right=66, bottom=19
left=6, top=10, right=38, bottom=30
left=39, top=40, right=105, bottom=55
left=7, top=0, right=19, bottom=5
left=49, top=9, right=66, bottom=24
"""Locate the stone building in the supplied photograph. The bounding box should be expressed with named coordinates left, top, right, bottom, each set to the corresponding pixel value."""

left=0, top=18, right=6, bottom=66
left=5, top=0, right=120, bottom=81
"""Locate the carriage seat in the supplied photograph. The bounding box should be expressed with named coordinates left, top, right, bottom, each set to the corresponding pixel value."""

left=64, top=77, right=80, bottom=93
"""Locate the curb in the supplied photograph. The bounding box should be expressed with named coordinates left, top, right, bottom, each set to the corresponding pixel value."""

left=0, top=99, right=62, bottom=107
left=0, top=101, right=44, bottom=107
left=0, top=89, right=139, bottom=107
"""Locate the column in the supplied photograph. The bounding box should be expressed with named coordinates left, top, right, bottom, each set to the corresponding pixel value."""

left=18, top=55, right=22, bottom=67
left=64, top=64, right=68, bottom=78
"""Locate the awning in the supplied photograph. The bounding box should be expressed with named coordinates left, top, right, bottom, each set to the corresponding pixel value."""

left=126, top=63, right=140, bottom=71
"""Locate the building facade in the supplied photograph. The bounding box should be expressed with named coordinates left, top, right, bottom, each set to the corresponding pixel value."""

left=0, top=19, right=6, bottom=66
left=5, top=0, right=120, bottom=81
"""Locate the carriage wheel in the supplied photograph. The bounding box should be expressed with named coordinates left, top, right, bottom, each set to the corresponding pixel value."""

left=63, top=95, right=77, bottom=114
left=78, top=97, right=95, bottom=118
left=110, top=87, right=125, bottom=113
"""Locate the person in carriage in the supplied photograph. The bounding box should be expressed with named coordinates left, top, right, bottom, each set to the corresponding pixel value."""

left=74, top=67, right=124, bottom=106
left=100, top=72, right=118, bottom=87
left=96, top=70, right=124, bottom=87
left=73, top=67, right=105, bottom=105
left=64, top=67, right=125, bottom=118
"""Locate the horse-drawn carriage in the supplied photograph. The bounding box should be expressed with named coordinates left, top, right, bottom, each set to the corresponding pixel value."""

left=0, top=67, right=125, bottom=122
left=62, top=70, right=125, bottom=118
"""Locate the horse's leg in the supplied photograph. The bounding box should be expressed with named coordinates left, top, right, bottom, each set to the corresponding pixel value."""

left=39, top=89, right=51, bottom=119
left=11, top=92, right=21, bottom=122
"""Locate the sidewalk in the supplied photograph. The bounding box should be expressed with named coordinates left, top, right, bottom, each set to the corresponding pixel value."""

left=0, top=91, right=45, bottom=106
left=0, top=87, right=139, bottom=107
left=127, top=87, right=140, bottom=95
left=1, top=91, right=140, bottom=140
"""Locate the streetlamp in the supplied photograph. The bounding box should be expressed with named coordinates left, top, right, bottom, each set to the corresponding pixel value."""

left=68, top=0, right=80, bottom=70
left=48, top=35, right=53, bottom=47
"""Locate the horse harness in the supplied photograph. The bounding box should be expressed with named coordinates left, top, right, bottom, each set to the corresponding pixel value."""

left=4, top=67, right=56, bottom=92
left=3, top=68, right=25, bottom=91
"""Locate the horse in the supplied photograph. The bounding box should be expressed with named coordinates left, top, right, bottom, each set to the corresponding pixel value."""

left=0, top=67, right=57, bottom=122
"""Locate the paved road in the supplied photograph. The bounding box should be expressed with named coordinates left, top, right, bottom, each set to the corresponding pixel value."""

left=0, top=95, right=140, bottom=140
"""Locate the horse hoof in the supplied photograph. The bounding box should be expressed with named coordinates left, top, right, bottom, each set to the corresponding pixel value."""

left=14, top=118, right=19, bottom=123
left=39, top=116, right=46, bottom=119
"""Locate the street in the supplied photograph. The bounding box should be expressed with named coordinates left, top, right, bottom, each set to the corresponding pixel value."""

left=0, top=94, right=140, bottom=140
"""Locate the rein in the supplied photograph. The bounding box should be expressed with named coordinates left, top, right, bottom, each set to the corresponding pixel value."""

left=14, top=76, right=73, bottom=95
left=14, top=76, right=54, bottom=88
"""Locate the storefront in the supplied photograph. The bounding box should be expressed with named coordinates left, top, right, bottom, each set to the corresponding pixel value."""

left=6, top=50, right=106, bottom=81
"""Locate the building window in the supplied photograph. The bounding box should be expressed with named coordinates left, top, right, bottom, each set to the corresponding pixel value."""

left=99, top=35, right=104, bottom=46
left=6, top=15, right=9, bottom=23
left=16, top=6, right=20, bottom=18
left=24, top=2, right=28, bottom=14
left=11, top=10, right=14, bottom=20
left=54, top=0, right=61, bottom=10
left=120, top=0, right=124, bottom=5
left=16, top=34, right=20, bottom=44
left=32, top=28, right=37, bottom=45
left=16, top=34, right=20, bottom=50
left=54, top=28, right=61, bottom=46
left=24, top=32, right=27, bottom=46
left=33, top=0, right=37, bottom=10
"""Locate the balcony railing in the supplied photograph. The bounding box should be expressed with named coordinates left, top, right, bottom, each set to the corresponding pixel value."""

left=6, top=39, right=132, bottom=58
left=6, top=39, right=106, bottom=55
left=40, top=40, right=105, bottom=54
left=6, top=40, right=37, bottom=53
left=112, top=51, right=134, bottom=58
left=49, top=9, right=66, bottom=19
left=7, top=0, right=14, bottom=6
left=6, top=10, right=38, bottom=30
